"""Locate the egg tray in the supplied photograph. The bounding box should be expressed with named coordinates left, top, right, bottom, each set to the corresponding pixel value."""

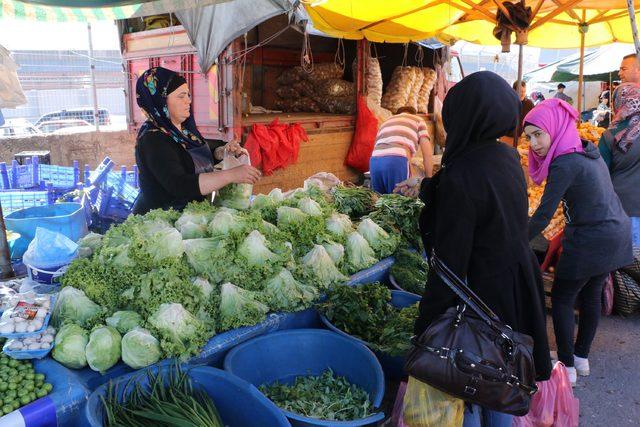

left=0, top=295, right=55, bottom=339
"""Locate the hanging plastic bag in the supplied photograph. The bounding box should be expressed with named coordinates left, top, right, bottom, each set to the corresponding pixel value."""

left=513, top=362, right=579, bottom=427
left=402, top=376, right=464, bottom=427
left=213, top=150, right=253, bottom=210
left=0, top=45, right=27, bottom=108
left=390, top=381, right=408, bottom=427
left=346, top=96, right=379, bottom=173
left=22, top=228, right=78, bottom=270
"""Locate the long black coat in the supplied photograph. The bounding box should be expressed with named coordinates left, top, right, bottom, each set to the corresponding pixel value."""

left=415, top=141, right=552, bottom=381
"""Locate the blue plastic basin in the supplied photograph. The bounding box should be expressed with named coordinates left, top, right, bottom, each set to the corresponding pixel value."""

left=224, top=329, right=385, bottom=427
left=5, top=203, right=88, bottom=259
left=84, top=365, right=290, bottom=427
left=320, top=290, right=421, bottom=379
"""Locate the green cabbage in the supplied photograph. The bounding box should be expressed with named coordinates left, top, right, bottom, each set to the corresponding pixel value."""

left=322, top=242, right=345, bottom=265
left=219, top=282, right=269, bottom=330
left=215, top=183, right=252, bottom=210
left=148, top=303, right=209, bottom=360
left=52, top=324, right=89, bottom=369
left=175, top=211, right=213, bottom=239
left=52, top=286, right=102, bottom=328
left=78, top=232, right=103, bottom=258
left=136, top=220, right=185, bottom=263
left=85, top=325, right=121, bottom=373
left=193, top=277, right=214, bottom=298
left=263, top=269, right=319, bottom=312
left=357, top=218, right=400, bottom=258
left=121, top=328, right=162, bottom=369
left=301, top=245, right=348, bottom=289
left=105, top=311, right=143, bottom=335
left=326, top=213, right=354, bottom=238
left=238, top=230, right=279, bottom=267
left=345, top=232, right=378, bottom=273
left=277, top=206, right=307, bottom=226
left=298, top=197, right=323, bottom=216
left=269, top=188, right=284, bottom=202
left=184, top=238, right=229, bottom=283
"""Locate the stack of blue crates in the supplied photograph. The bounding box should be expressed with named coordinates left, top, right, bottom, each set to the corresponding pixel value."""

left=0, top=155, right=140, bottom=222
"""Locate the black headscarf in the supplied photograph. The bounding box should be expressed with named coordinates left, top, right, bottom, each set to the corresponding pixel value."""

left=441, top=71, right=521, bottom=167
left=420, top=71, right=521, bottom=253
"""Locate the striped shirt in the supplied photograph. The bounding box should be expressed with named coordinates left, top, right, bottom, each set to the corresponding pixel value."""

left=372, top=113, right=430, bottom=158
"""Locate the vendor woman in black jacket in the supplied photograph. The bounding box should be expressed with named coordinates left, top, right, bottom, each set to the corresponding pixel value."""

left=133, top=67, right=261, bottom=214
left=415, top=72, right=551, bottom=426
left=525, top=99, right=632, bottom=386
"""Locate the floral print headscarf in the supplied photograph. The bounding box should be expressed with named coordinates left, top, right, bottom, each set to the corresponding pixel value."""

left=611, top=82, right=640, bottom=153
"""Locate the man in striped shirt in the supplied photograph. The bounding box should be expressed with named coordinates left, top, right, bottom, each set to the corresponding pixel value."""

left=369, top=106, right=433, bottom=194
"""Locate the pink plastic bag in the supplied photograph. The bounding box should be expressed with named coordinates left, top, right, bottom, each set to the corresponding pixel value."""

left=513, top=363, right=579, bottom=427
left=391, top=381, right=408, bottom=427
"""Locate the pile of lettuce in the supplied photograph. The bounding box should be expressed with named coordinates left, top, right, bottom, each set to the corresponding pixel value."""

left=58, top=184, right=409, bottom=370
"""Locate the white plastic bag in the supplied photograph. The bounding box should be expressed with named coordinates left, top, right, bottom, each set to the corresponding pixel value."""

left=0, top=45, right=27, bottom=108
left=214, top=150, right=253, bottom=210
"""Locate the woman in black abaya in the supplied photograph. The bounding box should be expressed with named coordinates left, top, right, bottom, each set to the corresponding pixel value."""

left=414, top=71, right=551, bottom=426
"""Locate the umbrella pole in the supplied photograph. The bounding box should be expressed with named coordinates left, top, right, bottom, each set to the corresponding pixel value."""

left=577, top=27, right=586, bottom=115
left=514, top=43, right=524, bottom=148
left=627, top=0, right=640, bottom=55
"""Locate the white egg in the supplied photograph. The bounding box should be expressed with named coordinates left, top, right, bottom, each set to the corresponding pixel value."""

left=9, top=341, right=22, bottom=350
left=14, top=323, right=28, bottom=333
left=35, top=308, right=47, bottom=319
left=40, top=342, right=50, bottom=349
left=0, top=324, right=15, bottom=334
left=13, top=317, right=25, bottom=323
left=26, top=324, right=37, bottom=333
left=28, top=343, right=40, bottom=350
left=41, top=335, right=54, bottom=344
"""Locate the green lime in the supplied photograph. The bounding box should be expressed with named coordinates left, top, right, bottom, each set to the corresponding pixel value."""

left=6, top=390, right=17, bottom=400
left=0, top=382, right=7, bottom=392
left=20, top=396, right=30, bottom=406
left=12, top=400, right=19, bottom=410
left=34, top=374, right=45, bottom=382
left=0, top=358, right=7, bottom=365
left=2, top=405, right=12, bottom=414
left=25, top=383, right=34, bottom=392
left=8, top=359, right=17, bottom=368
left=28, top=392, right=36, bottom=401
left=42, top=383, right=52, bottom=393
left=35, top=389, right=46, bottom=399
left=17, top=388, right=27, bottom=397
left=7, top=382, right=17, bottom=391
left=25, top=373, right=34, bottom=381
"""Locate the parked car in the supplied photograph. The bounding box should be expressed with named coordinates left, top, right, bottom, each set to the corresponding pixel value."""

left=35, top=108, right=111, bottom=127
left=36, top=119, right=92, bottom=134
left=0, top=119, right=42, bottom=138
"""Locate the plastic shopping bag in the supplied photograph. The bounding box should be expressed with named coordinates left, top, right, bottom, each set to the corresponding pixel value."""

left=402, top=376, right=464, bottom=427
left=513, top=362, right=579, bottom=427
left=391, top=381, right=408, bottom=427
left=0, top=45, right=27, bottom=108
left=22, top=228, right=78, bottom=269
left=213, top=150, right=253, bottom=210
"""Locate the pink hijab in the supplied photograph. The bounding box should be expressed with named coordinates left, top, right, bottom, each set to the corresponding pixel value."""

left=525, top=99, right=584, bottom=185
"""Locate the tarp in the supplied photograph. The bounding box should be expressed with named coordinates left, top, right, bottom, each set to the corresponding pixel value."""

left=302, top=0, right=640, bottom=49
left=525, top=43, right=634, bottom=82
left=175, top=0, right=296, bottom=73
left=0, top=0, right=231, bottom=21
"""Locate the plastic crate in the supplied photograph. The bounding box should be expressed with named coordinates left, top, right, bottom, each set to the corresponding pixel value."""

left=10, top=158, right=39, bottom=190
left=102, top=171, right=139, bottom=205
left=94, top=187, right=134, bottom=221
left=0, top=188, right=56, bottom=215
left=38, top=161, right=81, bottom=191
left=86, top=157, right=114, bottom=187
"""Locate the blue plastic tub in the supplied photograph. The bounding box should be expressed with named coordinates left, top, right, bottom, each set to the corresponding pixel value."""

left=224, top=329, right=385, bottom=427
left=83, top=365, right=290, bottom=427
left=5, top=203, right=88, bottom=259
left=320, top=290, right=421, bottom=379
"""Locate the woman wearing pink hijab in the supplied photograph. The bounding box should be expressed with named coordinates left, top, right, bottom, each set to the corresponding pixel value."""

left=525, top=99, right=632, bottom=386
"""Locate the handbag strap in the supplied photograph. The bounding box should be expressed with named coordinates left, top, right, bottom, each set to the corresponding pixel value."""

left=431, top=252, right=501, bottom=325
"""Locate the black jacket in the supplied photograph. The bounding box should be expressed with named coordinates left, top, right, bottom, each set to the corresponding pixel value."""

left=416, top=141, right=552, bottom=381
left=529, top=141, right=633, bottom=279
left=133, top=129, right=225, bottom=214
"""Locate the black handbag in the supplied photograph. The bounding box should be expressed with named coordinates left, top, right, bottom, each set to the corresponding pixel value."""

left=404, top=253, right=538, bottom=416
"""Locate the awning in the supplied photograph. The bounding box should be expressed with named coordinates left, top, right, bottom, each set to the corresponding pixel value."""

left=0, top=0, right=232, bottom=22
left=302, top=0, right=640, bottom=49
left=176, top=0, right=299, bottom=73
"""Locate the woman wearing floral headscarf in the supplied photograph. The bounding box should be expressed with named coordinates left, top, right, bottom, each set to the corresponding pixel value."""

left=599, top=83, right=640, bottom=246
left=525, top=99, right=632, bottom=385
left=133, top=67, right=261, bottom=214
